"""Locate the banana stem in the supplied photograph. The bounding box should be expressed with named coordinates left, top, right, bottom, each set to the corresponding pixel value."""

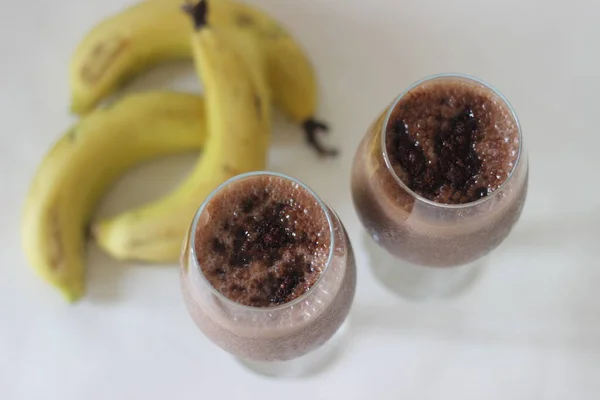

left=183, top=1, right=336, bottom=158
left=182, top=0, right=208, bottom=29
left=302, top=118, right=339, bottom=157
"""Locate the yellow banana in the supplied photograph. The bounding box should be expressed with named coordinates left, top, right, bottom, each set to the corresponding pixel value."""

left=93, top=0, right=271, bottom=262
left=70, top=0, right=336, bottom=155
left=69, top=1, right=193, bottom=114
left=22, top=92, right=207, bottom=301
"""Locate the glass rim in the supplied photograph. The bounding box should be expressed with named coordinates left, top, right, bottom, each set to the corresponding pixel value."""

left=380, top=72, right=524, bottom=210
left=188, top=171, right=336, bottom=313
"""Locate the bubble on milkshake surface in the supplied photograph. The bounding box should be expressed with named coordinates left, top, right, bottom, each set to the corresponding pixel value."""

left=194, top=175, right=331, bottom=308
left=385, top=77, right=519, bottom=204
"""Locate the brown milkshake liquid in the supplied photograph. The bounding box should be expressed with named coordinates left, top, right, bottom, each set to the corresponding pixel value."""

left=352, top=75, right=528, bottom=267
left=195, top=176, right=331, bottom=307
left=181, top=174, right=356, bottom=362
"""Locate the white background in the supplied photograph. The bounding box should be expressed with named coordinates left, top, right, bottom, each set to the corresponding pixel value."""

left=2, top=0, right=600, bottom=399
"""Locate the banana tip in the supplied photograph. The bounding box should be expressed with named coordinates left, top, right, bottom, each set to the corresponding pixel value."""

left=60, top=285, right=84, bottom=303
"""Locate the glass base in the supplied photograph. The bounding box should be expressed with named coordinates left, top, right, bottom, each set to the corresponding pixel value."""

left=364, top=233, right=487, bottom=301
left=236, top=318, right=350, bottom=379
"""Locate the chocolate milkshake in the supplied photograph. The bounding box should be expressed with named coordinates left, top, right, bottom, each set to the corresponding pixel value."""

left=180, top=172, right=356, bottom=363
left=352, top=74, right=528, bottom=267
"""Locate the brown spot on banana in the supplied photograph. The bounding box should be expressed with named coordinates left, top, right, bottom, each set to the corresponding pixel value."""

left=234, top=12, right=256, bottom=27
left=48, top=208, right=63, bottom=271
left=80, top=36, right=129, bottom=85
left=253, top=94, right=262, bottom=119
left=84, top=223, right=93, bottom=240
left=66, top=127, right=78, bottom=143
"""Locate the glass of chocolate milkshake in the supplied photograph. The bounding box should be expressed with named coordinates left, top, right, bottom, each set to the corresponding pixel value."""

left=351, top=73, right=528, bottom=299
left=180, top=172, right=356, bottom=378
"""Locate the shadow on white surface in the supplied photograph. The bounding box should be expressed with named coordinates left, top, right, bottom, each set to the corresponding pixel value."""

left=85, top=242, right=129, bottom=303
left=84, top=153, right=198, bottom=303
left=344, top=208, right=600, bottom=351
left=361, top=232, right=489, bottom=301
left=349, top=299, right=600, bottom=350
left=501, top=213, right=600, bottom=249
left=101, top=60, right=201, bottom=108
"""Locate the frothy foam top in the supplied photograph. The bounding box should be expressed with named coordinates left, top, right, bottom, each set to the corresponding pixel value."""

left=385, top=77, right=520, bottom=204
left=194, top=175, right=331, bottom=308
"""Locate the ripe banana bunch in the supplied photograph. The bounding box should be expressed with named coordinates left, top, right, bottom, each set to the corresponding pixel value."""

left=23, top=0, right=329, bottom=301
left=70, top=0, right=336, bottom=155
left=93, top=0, right=271, bottom=263
left=21, top=92, right=208, bottom=301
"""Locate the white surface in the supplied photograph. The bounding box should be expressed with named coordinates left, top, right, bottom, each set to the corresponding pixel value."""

left=2, top=0, right=600, bottom=398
